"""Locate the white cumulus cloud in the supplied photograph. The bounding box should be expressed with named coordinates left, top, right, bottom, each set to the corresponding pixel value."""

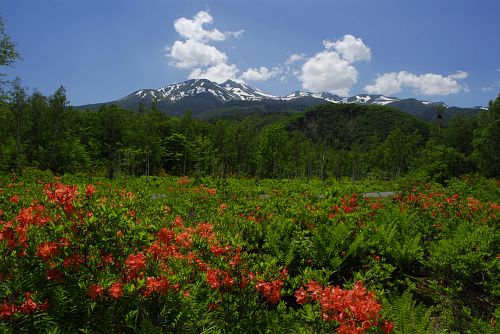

left=363, top=72, right=402, bottom=96
left=323, top=35, right=371, bottom=63
left=170, top=39, right=228, bottom=69
left=240, top=66, right=281, bottom=82
left=167, top=10, right=286, bottom=85
left=297, top=35, right=370, bottom=95
left=299, top=51, right=358, bottom=96
left=285, top=53, right=305, bottom=65
left=168, top=11, right=245, bottom=83
left=189, top=63, right=239, bottom=83
left=364, top=71, right=469, bottom=96
left=448, top=70, right=469, bottom=80
left=173, top=11, right=226, bottom=42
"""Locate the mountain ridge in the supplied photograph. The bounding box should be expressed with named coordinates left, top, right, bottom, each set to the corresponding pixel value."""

left=76, top=79, right=480, bottom=121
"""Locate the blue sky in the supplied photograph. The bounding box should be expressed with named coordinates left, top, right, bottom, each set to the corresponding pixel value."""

left=1, top=0, right=499, bottom=107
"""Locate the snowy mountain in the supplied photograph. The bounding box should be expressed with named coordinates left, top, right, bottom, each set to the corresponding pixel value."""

left=99, top=79, right=409, bottom=106
left=125, top=79, right=239, bottom=103
left=283, top=91, right=342, bottom=103
left=222, top=80, right=280, bottom=101
left=283, top=92, right=405, bottom=105
left=78, top=79, right=477, bottom=120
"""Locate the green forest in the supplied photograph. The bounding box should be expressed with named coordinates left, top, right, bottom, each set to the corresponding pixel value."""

left=0, top=80, right=499, bottom=182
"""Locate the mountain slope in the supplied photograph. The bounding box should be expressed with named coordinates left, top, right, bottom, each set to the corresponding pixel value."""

left=289, top=103, right=431, bottom=150
left=222, top=80, right=280, bottom=101
left=76, top=79, right=479, bottom=120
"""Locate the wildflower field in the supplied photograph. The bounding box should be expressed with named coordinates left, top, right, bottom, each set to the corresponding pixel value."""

left=0, top=170, right=498, bottom=333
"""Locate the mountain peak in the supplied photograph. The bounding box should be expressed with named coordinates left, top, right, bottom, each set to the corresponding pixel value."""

left=78, top=78, right=479, bottom=120
left=222, top=79, right=241, bottom=86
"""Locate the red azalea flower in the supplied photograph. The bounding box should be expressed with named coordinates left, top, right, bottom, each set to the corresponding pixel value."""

left=36, top=242, right=59, bottom=261
left=256, top=279, right=283, bottom=304
left=221, top=272, right=234, bottom=288
left=62, top=254, right=84, bottom=269
left=210, top=244, right=224, bottom=256
left=0, top=301, right=15, bottom=320
left=85, top=184, right=96, bottom=197
left=87, top=284, right=104, bottom=300
left=125, top=252, right=146, bottom=272
left=101, top=253, right=114, bottom=265
left=206, top=269, right=221, bottom=289
left=144, top=276, right=170, bottom=296
left=295, top=280, right=386, bottom=333
left=19, top=292, right=38, bottom=314
left=157, top=227, right=174, bottom=243
left=294, top=287, right=308, bottom=304
left=173, top=215, right=184, bottom=227
left=108, top=282, right=123, bottom=300
left=381, top=320, right=394, bottom=334
left=175, top=232, right=192, bottom=248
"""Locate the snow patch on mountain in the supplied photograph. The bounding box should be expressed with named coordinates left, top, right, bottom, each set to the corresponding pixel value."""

left=222, top=80, right=279, bottom=101
left=118, top=79, right=464, bottom=113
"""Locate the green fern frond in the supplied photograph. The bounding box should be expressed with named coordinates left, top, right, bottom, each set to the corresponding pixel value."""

left=384, top=289, right=440, bottom=334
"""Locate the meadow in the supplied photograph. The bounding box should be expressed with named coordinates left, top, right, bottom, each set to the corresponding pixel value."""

left=0, top=169, right=498, bottom=333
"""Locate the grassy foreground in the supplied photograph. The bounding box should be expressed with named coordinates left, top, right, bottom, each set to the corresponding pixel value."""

left=0, top=169, right=498, bottom=333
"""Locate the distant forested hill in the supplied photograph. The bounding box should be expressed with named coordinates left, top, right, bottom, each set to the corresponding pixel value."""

left=289, top=103, right=430, bottom=150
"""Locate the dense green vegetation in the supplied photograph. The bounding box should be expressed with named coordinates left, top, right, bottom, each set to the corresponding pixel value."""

left=0, top=172, right=498, bottom=333
left=1, top=80, right=499, bottom=181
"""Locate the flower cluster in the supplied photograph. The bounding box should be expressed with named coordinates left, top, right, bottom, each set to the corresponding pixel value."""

left=36, top=241, right=59, bottom=261
left=0, top=178, right=405, bottom=332
left=0, top=201, right=50, bottom=255
left=108, top=282, right=123, bottom=300
left=329, top=193, right=359, bottom=217
left=87, top=284, right=104, bottom=300
left=124, top=252, right=147, bottom=280
left=396, top=190, right=499, bottom=225
left=294, top=280, right=393, bottom=334
left=255, top=279, right=283, bottom=304
left=177, top=176, right=191, bottom=185
left=1, top=293, right=48, bottom=320
left=206, top=268, right=234, bottom=290
left=144, top=276, right=170, bottom=297
left=44, top=182, right=79, bottom=215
